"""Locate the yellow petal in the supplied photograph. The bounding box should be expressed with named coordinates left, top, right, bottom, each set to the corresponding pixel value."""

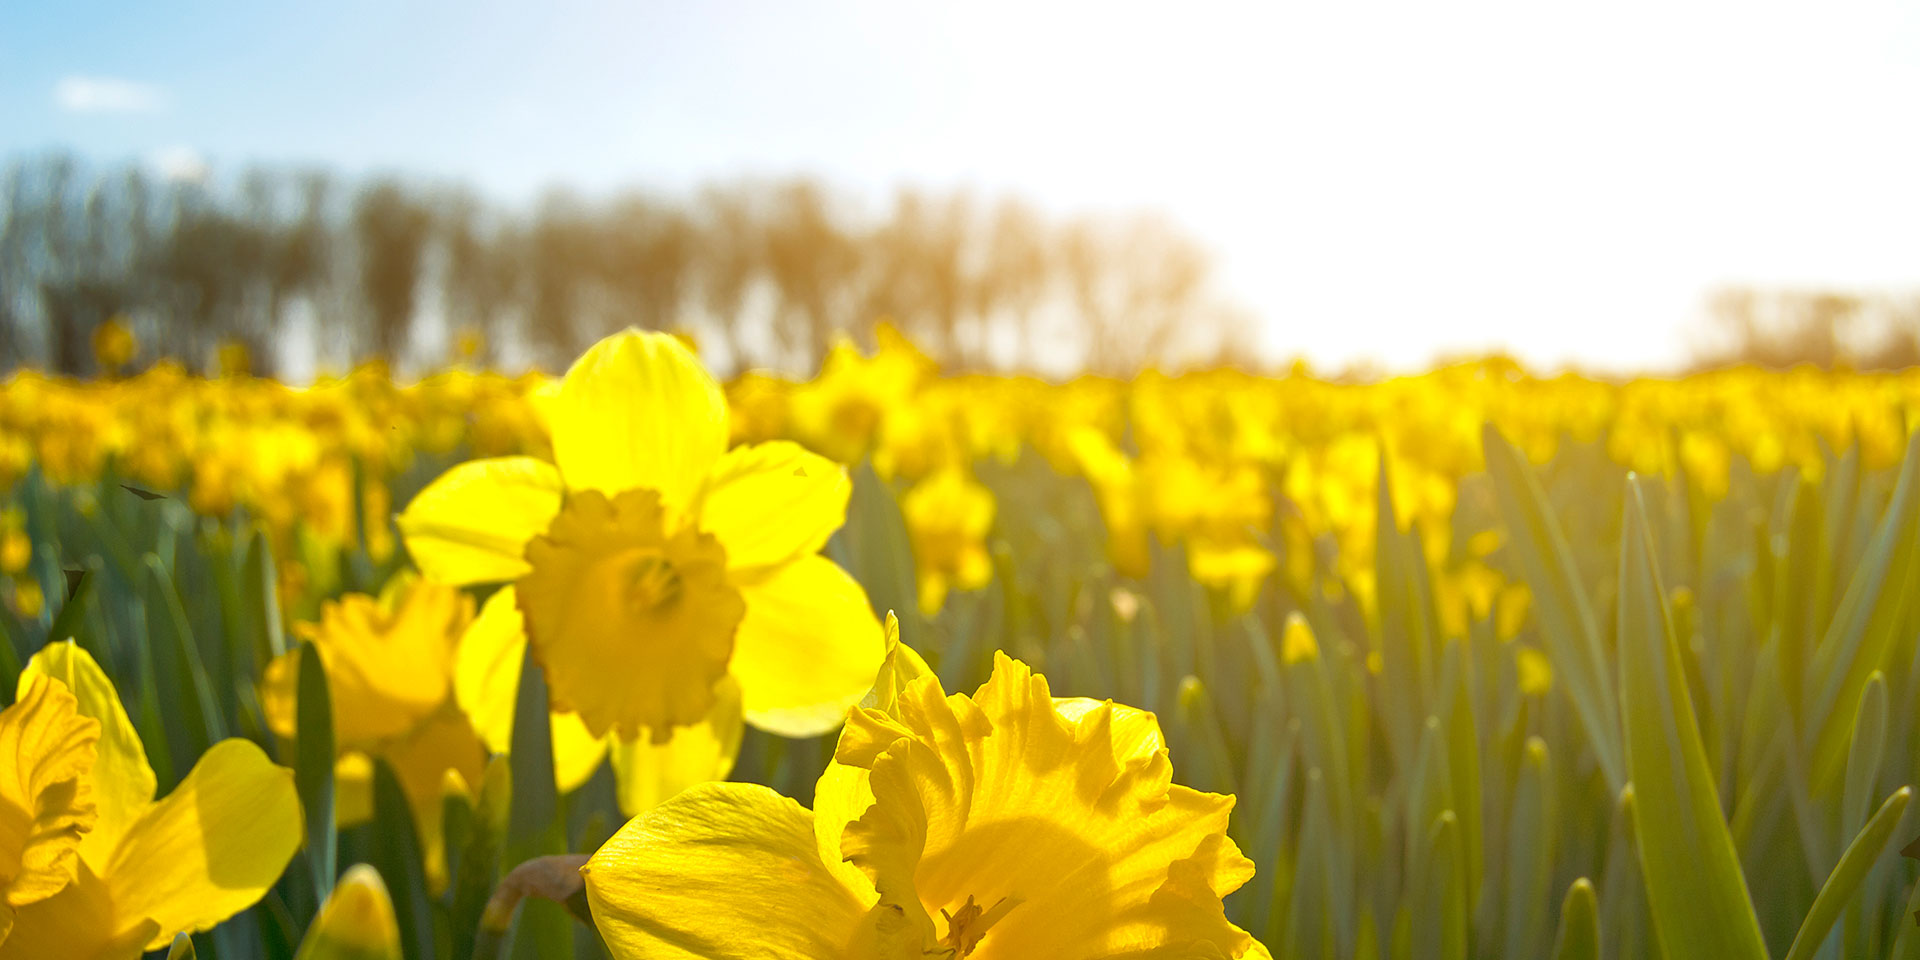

left=0, top=673, right=99, bottom=911
left=396, top=457, right=563, bottom=586
left=0, top=861, right=156, bottom=960
left=549, top=329, right=727, bottom=510
left=335, top=753, right=374, bottom=827
left=838, top=653, right=1261, bottom=959
left=455, top=587, right=611, bottom=794
left=105, top=739, right=302, bottom=950
left=583, top=782, right=868, bottom=960
left=860, top=612, right=932, bottom=714
left=810, top=761, right=877, bottom=905
left=608, top=677, right=744, bottom=817
left=729, top=556, right=885, bottom=738
left=550, top=712, right=611, bottom=795
left=294, top=864, right=402, bottom=960
left=693, top=441, right=850, bottom=571
left=289, top=581, right=472, bottom=749
left=260, top=649, right=298, bottom=739
left=454, top=587, right=526, bottom=753
left=18, top=644, right=148, bottom=876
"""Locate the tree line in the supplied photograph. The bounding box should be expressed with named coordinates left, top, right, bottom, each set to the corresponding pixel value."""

left=1697, top=288, right=1920, bottom=371
left=0, top=152, right=1252, bottom=378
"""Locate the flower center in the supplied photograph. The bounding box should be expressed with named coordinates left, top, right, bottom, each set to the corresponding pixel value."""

left=938, top=895, right=1018, bottom=958
left=622, top=552, right=683, bottom=615
left=517, top=488, right=744, bottom=742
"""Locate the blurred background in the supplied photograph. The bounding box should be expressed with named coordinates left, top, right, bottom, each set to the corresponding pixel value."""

left=5, top=0, right=1920, bottom=379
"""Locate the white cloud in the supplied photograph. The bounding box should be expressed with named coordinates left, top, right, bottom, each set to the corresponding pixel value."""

left=148, top=145, right=208, bottom=184
left=54, top=75, right=167, bottom=114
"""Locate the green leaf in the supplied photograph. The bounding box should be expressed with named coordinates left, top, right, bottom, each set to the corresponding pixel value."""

left=1839, top=671, right=1888, bottom=847
left=1806, top=429, right=1920, bottom=793
left=45, top=564, right=95, bottom=648
left=295, top=640, right=338, bottom=903
left=1175, top=675, right=1235, bottom=794
left=1783, top=787, right=1913, bottom=960
left=243, top=526, right=288, bottom=661
left=1549, top=878, right=1599, bottom=960
left=1374, top=452, right=1431, bottom=766
left=502, top=646, right=572, bottom=959
left=165, top=931, right=197, bottom=960
left=505, top=645, right=560, bottom=864
left=140, top=554, right=223, bottom=772
left=1437, top=641, right=1483, bottom=915
left=1502, top=737, right=1553, bottom=960
left=1285, top=769, right=1338, bottom=960
left=450, top=756, right=511, bottom=960
left=1482, top=424, right=1625, bottom=794
left=1617, top=476, right=1768, bottom=960
left=1410, top=811, right=1467, bottom=960
left=369, top=759, right=433, bottom=960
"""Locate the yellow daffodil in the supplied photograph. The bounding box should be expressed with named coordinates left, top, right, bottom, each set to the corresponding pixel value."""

left=295, top=864, right=402, bottom=960
left=789, top=323, right=934, bottom=465
left=0, top=643, right=301, bottom=958
left=0, top=672, right=99, bottom=944
left=261, top=573, right=488, bottom=890
left=584, top=633, right=1268, bottom=960
left=900, top=469, right=995, bottom=615
left=396, top=329, right=884, bottom=803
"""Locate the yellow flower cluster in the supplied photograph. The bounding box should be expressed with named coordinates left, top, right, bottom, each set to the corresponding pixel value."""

left=6, top=329, right=1917, bottom=630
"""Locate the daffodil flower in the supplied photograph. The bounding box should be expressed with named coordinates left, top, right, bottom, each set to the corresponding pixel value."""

left=0, top=643, right=301, bottom=958
left=261, top=573, right=489, bottom=891
left=583, top=628, right=1268, bottom=960
left=900, top=468, right=995, bottom=615
left=397, top=329, right=884, bottom=813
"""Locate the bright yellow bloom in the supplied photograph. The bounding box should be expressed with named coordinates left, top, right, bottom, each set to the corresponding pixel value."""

left=789, top=323, right=934, bottom=465
left=261, top=574, right=488, bottom=890
left=900, top=469, right=995, bottom=615
left=396, top=329, right=884, bottom=801
left=91, top=317, right=136, bottom=375
left=294, top=864, right=402, bottom=960
left=584, top=638, right=1268, bottom=960
left=0, top=673, right=100, bottom=943
left=0, top=644, right=301, bottom=958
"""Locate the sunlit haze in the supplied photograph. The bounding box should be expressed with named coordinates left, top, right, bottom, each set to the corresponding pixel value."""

left=7, top=0, right=1920, bottom=372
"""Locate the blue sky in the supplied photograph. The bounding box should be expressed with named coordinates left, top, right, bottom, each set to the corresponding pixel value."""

left=8, top=0, right=1920, bottom=371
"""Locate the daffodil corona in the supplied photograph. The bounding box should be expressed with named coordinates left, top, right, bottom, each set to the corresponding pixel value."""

left=583, top=633, right=1268, bottom=960
left=397, top=330, right=885, bottom=802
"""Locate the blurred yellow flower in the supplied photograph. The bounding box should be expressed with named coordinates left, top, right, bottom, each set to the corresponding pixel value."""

left=1516, top=646, right=1553, bottom=696
left=0, top=510, right=28, bottom=576
left=584, top=644, right=1267, bottom=960
left=397, top=329, right=884, bottom=805
left=900, top=468, right=995, bottom=615
left=0, top=644, right=300, bottom=958
left=91, top=317, right=136, bottom=375
left=789, top=323, right=934, bottom=465
left=262, top=574, right=488, bottom=890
